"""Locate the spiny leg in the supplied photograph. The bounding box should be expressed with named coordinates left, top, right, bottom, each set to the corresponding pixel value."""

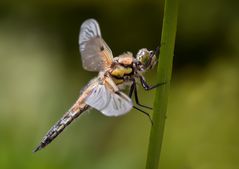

left=128, top=79, right=153, bottom=124
left=140, top=76, right=166, bottom=91
left=134, top=83, right=152, bottom=109
left=129, top=79, right=152, bottom=109
left=128, top=80, right=135, bottom=98
left=133, top=106, right=153, bottom=125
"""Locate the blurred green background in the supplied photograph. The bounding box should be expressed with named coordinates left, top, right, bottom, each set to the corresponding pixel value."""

left=0, top=0, right=238, bottom=169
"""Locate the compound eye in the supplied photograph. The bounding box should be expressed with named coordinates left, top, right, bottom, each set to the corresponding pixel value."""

left=136, top=49, right=151, bottom=64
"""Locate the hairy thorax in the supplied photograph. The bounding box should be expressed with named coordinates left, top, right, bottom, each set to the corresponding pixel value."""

left=109, top=54, right=135, bottom=85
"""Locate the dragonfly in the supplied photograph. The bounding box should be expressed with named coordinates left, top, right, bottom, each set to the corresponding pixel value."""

left=33, top=19, right=164, bottom=152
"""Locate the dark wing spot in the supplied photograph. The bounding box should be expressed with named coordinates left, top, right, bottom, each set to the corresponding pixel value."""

left=100, top=46, right=104, bottom=51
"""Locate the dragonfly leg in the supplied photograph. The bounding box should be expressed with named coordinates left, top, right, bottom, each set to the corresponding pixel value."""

left=127, top=78, right=153, bottom=124
left=129, top=79, right=152, bottom=109
left=128, top=80, right=135, bottom=98
left=133, top=106, right=153, bottom=125
left=134, top=84, right=152, bottom=109
left=140, top=76, right=166, bottom=91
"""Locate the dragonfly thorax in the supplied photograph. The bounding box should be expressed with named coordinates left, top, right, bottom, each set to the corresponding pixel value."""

left=109, top=48, right=157, bottom=85
left=109, top=63, right=133, bottom=84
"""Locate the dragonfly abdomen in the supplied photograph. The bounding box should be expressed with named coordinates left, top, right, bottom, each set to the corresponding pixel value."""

left=33, top=104, right=89, bottom=152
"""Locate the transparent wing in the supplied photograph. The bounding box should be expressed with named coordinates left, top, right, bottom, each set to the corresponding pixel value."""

left=79, top=19, right=113, bottom=72
left=85, top=84, right=133, bottom=116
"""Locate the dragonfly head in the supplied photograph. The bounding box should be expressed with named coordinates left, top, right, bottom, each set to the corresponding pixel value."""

left=136, top=47, right=158, bottom=71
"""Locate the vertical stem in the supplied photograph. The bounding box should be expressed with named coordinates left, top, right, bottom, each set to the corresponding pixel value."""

left=145, top=0, right=178, bottom=168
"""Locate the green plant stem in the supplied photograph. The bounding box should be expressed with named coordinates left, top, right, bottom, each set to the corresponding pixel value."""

left=145, top=0, right=178, bottom=168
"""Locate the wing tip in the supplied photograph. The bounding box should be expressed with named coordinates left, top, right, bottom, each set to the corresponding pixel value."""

left=80, top=18, right=101, bottom=39
left=82, top=18, right=98, bottom=25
